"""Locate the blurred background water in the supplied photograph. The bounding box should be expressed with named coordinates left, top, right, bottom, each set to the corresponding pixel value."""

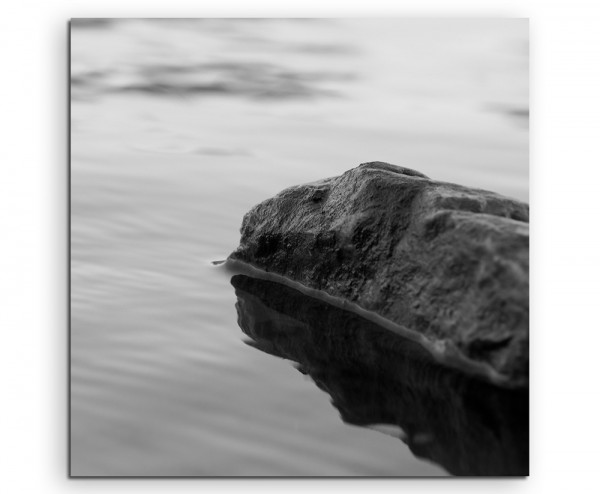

left=70, top=18, right=528, bottom=476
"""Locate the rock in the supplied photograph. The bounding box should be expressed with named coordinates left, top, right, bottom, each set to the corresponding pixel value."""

left=232, top=274, right=529, bottom=476
left=229, top=162, right=529, bottom=387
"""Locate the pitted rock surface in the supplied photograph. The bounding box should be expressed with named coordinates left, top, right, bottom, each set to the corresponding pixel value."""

left=229, top=162, right=529, bottom=386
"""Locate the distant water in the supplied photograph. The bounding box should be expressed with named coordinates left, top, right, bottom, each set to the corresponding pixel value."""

left=70, top=18, right=528, bottom=476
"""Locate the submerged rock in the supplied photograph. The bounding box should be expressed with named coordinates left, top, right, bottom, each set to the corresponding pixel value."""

left=229, top=162, right=529, bottom=387
left=232, top=274, right=529, bottom=476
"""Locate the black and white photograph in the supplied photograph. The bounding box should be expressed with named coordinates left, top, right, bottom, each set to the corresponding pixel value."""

left=70, top=17, right=529, bottom=477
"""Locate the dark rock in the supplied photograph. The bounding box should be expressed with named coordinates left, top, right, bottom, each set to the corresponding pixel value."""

left=232, top=274, right=529, bottom=476
left=229, top=162, right=529, bottom=387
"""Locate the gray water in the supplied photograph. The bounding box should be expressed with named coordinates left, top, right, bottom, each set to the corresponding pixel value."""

left=70, top=18, right=528, bottom=476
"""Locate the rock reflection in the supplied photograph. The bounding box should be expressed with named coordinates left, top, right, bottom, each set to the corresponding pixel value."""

left=232, top=274, right=529, bottom=476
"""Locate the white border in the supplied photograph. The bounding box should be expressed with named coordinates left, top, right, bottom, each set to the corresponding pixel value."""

left=2, top=0, right=599, bottom=492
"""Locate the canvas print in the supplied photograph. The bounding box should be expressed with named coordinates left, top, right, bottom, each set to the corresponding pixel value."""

left=70, top=18, right=529, bottom=477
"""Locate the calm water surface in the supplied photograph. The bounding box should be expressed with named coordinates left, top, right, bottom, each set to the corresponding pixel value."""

left=70, top=19, right=528, bottom=476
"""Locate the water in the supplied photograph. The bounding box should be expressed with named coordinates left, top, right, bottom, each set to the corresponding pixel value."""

left=70, top=18, right=528, bottom=476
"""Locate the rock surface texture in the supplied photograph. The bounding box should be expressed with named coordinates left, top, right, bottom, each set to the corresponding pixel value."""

left=229, top=162, right=529, bottom=387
